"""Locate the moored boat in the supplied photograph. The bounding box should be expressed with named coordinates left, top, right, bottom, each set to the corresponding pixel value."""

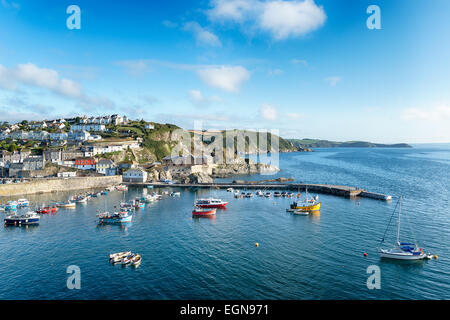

left=98, top=211, right=132, bottom=224
left=57, top=201, right=76, bottom=208
left=36, top=206, right=58, bottom=214
left=109, top=251, right=132, bottom=263
left=17, top=198, right=30, bottom=207
left=131, top=254, right=142, bottom=266
left=194, top=198, right=228, bottom=208
left=288, top=189, right=321, bottom=212
left=378, top=196, right=428, bottom=260
left=5, top=201, right=18, bottom=211
left=192, top=206, right=217, bottom=217
left=4, top=212, right=40, bottom=226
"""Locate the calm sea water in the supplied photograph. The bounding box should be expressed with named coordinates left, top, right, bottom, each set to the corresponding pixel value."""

left=1, top=145, right=449, bottom=300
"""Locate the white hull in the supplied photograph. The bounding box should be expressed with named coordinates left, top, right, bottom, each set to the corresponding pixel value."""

left=379, top=249, right=425, bottom=260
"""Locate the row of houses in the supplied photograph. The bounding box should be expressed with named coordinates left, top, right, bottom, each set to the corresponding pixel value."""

left=0, top=130, right=101, bottom=142
left=73, top=114, right=128, bottom=126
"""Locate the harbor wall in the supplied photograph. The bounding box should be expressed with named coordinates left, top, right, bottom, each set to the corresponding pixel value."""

left=0, top=176, right=122, bottom=197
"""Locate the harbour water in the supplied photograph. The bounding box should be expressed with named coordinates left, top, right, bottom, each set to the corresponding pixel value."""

left=0, top=145, right=449, bottom=299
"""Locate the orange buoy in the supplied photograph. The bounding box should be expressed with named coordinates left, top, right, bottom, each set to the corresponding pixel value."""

left=363, top=252, right=368, bottom=257
left=255, top=242, right=259, bottom=247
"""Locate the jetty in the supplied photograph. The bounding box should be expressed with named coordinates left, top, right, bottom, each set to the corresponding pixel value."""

left=126, top=182, right=392, bottom=201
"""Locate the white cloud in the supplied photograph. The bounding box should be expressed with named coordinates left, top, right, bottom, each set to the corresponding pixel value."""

left=116, top=60, right=151, bottom=77
left=268, top=68, right=283, bottom=76
left=0, top=63, right=83, bottom=99
left=0, top=63, right=115, bottom=110
left=207, top=0, right=326, bottom=40
left=162, top=20, right=178, bottom=28
left=183, top=21, right=222, bottom=47
left=260, top=104, right=278, bottom=121
left=287, top=112, right=302, bottom=119
left=291, top=58, right=307, bottom=65
left=197, top=66, right=250, bottom=92
left=402, top=105, right=450, bottom=122
left=324, top=76, right=341, bottom=86
left=259, top=0, right=326, bottom=40
left=1, top=0, right=20, bottom=9
left=207, top=0, right=257, bottom=23
left=188, top=89, right=223, bottom=106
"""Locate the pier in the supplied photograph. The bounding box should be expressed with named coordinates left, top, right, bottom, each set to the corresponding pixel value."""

left=125, top=182, right=392, bottom=201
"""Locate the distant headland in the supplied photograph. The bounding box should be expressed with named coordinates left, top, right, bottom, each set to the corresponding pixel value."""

left=288, top=138, right=412, bottom=149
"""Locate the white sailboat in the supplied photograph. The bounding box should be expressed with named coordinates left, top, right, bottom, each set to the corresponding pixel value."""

left=378, top=196, right=427, bottom=260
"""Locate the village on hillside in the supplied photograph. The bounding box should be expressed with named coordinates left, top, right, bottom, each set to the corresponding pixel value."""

left=0, top=114, right=280, bottom=185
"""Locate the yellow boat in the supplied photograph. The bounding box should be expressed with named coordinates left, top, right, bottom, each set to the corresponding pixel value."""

left=291, top=201, right=321, bottom=212
left=287, top=188, right=321, bottom=212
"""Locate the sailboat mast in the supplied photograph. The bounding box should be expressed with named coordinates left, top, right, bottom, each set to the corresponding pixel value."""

left=397, top=196, right=402, bottom=245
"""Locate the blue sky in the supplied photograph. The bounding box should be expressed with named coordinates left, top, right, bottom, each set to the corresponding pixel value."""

left=0, top=0, right=449, bottom=143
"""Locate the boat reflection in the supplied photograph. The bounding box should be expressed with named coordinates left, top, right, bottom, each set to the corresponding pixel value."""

left=96, top=222, right=133, bottom=232
left=310, top=210, right=321, bottom=221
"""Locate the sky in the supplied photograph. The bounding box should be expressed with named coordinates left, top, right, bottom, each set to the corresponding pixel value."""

left=0, top=0, right=449, bottom=143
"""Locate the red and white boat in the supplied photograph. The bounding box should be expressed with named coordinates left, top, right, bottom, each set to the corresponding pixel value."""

left=192, top=206, right=216, bottom=217
left=194, top=198, right=228, bottom=208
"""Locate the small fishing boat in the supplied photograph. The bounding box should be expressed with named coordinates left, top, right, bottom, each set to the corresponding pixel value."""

left=4, top=212, right=40, bottom=226
left=98, top=211, right=132, bottom=224
left=292, top=209, right=309, bottom=216
left=192, top=206, right=217, bottom=217
left=56, top=201, right=76, bottom=208
left=227, top=188, right=234, bottom=192
left=281, top=192, right=287, bottom=197
left=109, top=251, right=131, bottom=263
left=274, top=192, right=281, bottom=197
left=17, top=199, right=30, bottom=207
left=116, top=185, right=128, bottom=191
left=146, top=185, right=154, bottom=189
left=170, top=192, right=181, bottom=197
left=131, top=254, right=142, bottom=266
left=75, top=196, right=88, bottom=204
left=288, top=189, right=321, bottom=212
left=378, top=196, right=428, bottom=260
left=287, top=192, right=295, bottom=198
left=264, top=192, right=271, bottom=198
left=256, top=190, right=263, bottom=197
left=5, top=201, right=18, bottom=211
left=121, top=253, right=135, bottom=265
left=101, top=190, right=108, bottom=195
left=195, top=198, right=228, bottom=208
left=36, top=206, right=58, bottom=214
left=244, top=192, right=253, bottom=198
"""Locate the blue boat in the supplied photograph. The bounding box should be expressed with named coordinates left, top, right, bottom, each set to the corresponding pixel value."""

left=4, top=212, right=40, bottom=226
left=98, top=211, right=132, bottom=224
left=5, top=201, right=18, bottom=211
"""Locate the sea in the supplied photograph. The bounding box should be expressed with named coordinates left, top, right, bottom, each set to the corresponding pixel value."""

left=0, top=144, right=449, bottom=299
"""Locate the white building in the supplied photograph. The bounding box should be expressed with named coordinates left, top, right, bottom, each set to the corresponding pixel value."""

left=68, top=130, right=91, bottom=141
left=71, top=124, right=106, bottom=132
left=49, top=131, right=68, bottom=141
left=123, top=168, right=148, bottom=183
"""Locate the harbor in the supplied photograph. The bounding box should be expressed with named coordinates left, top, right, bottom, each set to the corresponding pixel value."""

left=127, top=182, right=393, bottom=201
left=0, top=147, right=448, bottom=300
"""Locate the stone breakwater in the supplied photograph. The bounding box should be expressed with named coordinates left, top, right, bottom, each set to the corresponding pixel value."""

left=0, top=176, right=122, bottom=197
